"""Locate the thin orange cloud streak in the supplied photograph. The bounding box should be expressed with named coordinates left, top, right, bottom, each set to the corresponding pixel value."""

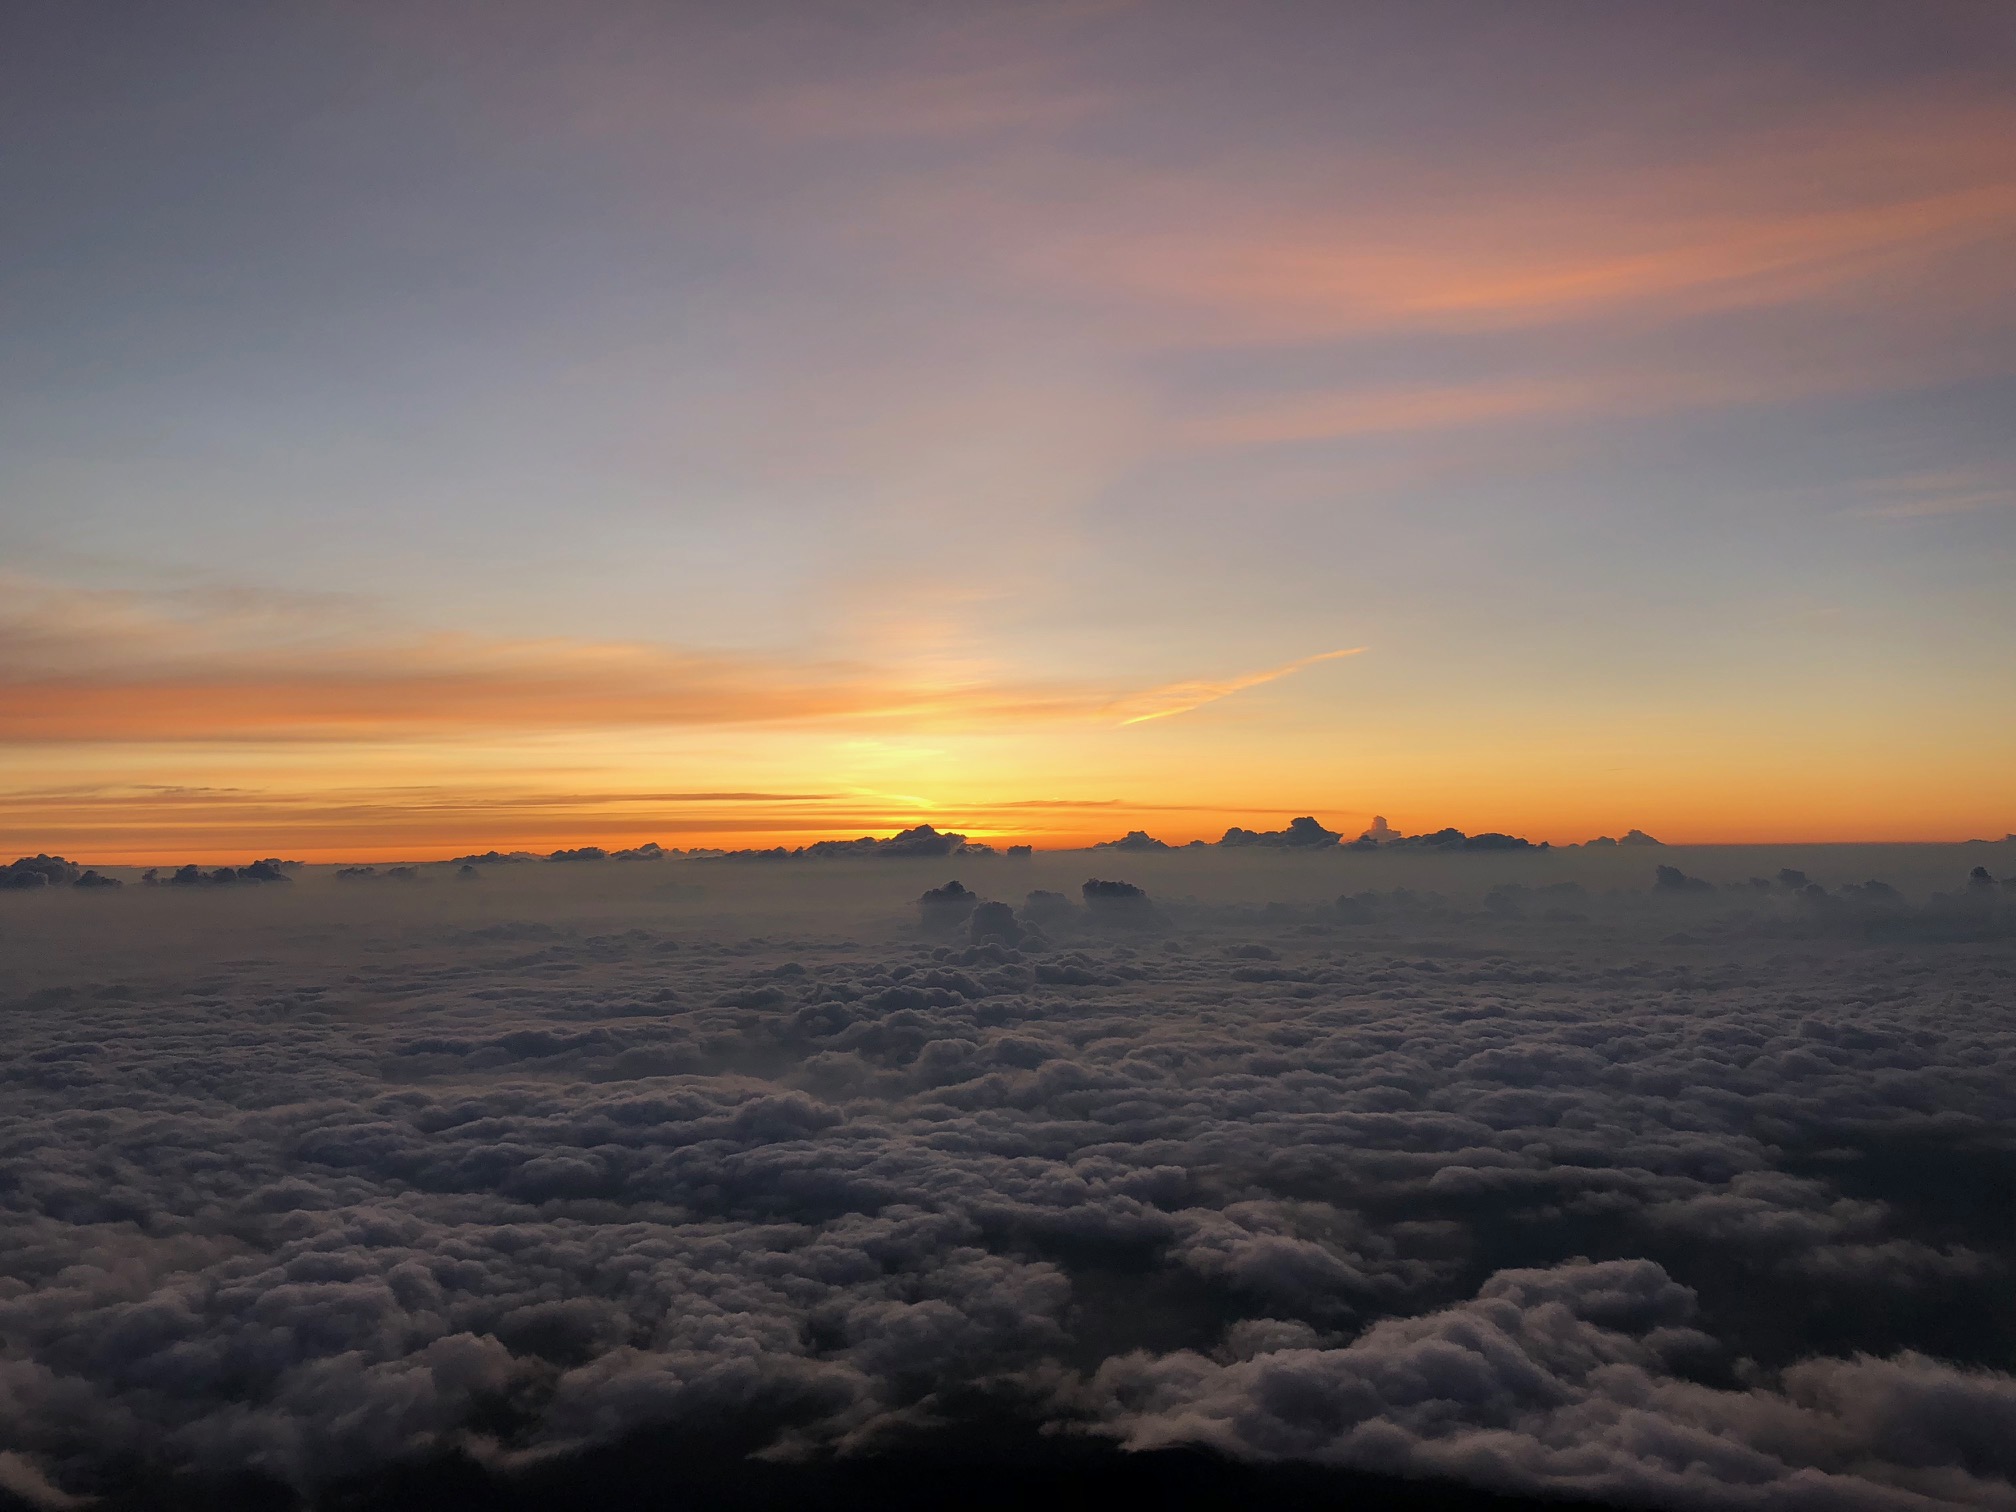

left=0, top=781, right=1340, bottom=860
left=1172, top=351, right=1954, bottom=450
left=1111, top=648, right=1365, bottom=725
left=0, top=660, right=1348, bottom=743
left=0, top=582, right=1363, bottom=743
left=1149, top=183, right=2016, bottom=333
left=962, top=96, right=2016, bottom=343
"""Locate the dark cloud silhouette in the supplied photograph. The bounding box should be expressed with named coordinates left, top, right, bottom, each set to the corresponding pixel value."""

left=1092, top=831, right=1172, bottom=852
left=1080, top=877, right=1160, bottom=928
left=1080, top=876, right=1147, bottom=901
left=1384, top=826, right=1468, bottom=849
left=1218, top=817, right=1341, bottom=848
left=967, top=900, right=1023, bottom=946
left=1653, top=864, right=1714, bottom=893
left=1022, top=889, right=1075, bottom=930
left=1459, top=831, right=1538, bottom=851
left=0, top=855, right=80, bottom=889
left=1375, top=828, right=1542, bottom=852
left=1, top=855, right=124, bottom=891
left=140, top=860, right=292, bottom=886
left=917, top=878, right=978, bottom=931
left=548, top=845, right=688, bottom=863
left=715, top=826, right=996, bottom=862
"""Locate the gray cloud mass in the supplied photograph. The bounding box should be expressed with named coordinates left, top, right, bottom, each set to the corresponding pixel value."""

left=1, top=852, right=2014, bottom=1507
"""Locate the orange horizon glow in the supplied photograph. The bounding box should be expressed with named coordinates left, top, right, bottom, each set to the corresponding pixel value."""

left=6, top=782, right=2010, bottom=868
left=2, top=8, right=2011, bottom=865
left=3, top=591, right=2008, bottom=861
left=2, top=591, right=2009, bottom=863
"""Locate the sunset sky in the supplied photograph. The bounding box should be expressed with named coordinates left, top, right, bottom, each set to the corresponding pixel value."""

left=4, top=1, right=2013, bottom=859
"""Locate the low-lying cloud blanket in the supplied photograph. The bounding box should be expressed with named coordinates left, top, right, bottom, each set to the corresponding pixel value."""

left=2, top=850, right=2014, bottom=1509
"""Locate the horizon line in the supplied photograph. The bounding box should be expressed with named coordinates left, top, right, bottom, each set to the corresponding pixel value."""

left=10, top=833, right=2013, bottom=872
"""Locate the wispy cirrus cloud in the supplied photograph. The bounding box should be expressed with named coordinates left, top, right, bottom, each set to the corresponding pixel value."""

left=1110, top=648, right=1364, bottom=726
left=0, top=781, right=949, bottom=857
left=992, top=95, right=2016, bottom=344
left=1846, top=469, right=2016, bottom=520
left=0, top=579, right=1361, bottom=743
left=1078, top=180, right=2016, bottom=341
left=1166, top=348, right=1991, bottom=451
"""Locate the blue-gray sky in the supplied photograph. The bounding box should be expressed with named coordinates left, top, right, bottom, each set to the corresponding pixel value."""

left=3, top=1, right=2013, bottom=856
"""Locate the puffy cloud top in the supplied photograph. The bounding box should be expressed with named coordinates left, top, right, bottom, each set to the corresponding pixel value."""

left=2, top=858, right=2014, bottom=1508
left=1219, top=818, right=1341, bottom=849
left=0, top=855, right=81, bottom=890
left=1092, top=831, right=1173, bottom=852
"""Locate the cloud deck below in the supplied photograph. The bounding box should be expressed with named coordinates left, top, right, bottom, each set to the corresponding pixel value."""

left=2, top=858, right=2014, bottom=1510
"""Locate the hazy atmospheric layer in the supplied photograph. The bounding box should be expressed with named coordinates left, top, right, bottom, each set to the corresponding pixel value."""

left=2, top=843, right=2015, bottom=1510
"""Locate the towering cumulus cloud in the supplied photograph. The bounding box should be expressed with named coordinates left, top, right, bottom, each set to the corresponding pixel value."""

left=1, top=855, right=2014, bottom=1509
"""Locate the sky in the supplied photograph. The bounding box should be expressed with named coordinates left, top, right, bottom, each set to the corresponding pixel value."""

left=3, top=0, right=2014, bottom=860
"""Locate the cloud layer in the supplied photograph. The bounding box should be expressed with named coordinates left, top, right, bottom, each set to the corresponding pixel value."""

left=1, top=856, right=2014, bottom=1507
